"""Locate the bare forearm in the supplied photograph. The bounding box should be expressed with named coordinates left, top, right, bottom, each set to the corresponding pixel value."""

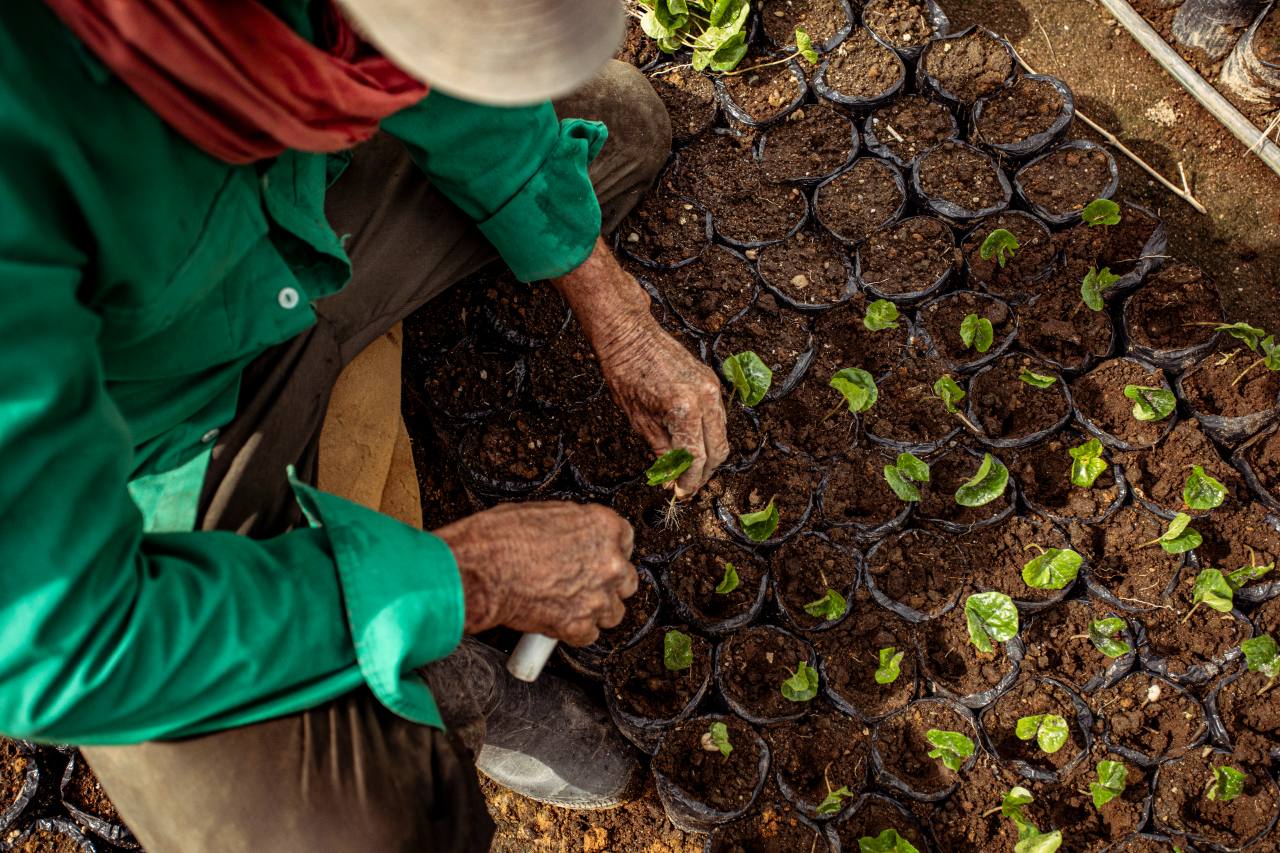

left=551, top=237, right=654, bottom=351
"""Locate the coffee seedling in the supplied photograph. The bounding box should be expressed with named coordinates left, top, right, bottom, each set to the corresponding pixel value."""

left=803, top=588, right=847, bottom=622
left=1183, top=464, right=1227, bottom=511
left=1141, top=512, right=1201, bottom=554
left=702, top=721, right=733, bottom=758
left=875, top=646, right=905, bottom=685
left=925, top=729, right=974, bottom=772
left=933, top=374, right=980, bottom=431
left=1081, top=266, right=1120, bottom=311
left=830, top=367, right=878, bottom=414
left=634, top=0, right=752, bottom=71
left=646, top=448, right=693, bottom=486
left=1069, top=438, right=1108, bottom=488
left=960, top=313, right=995, bottom=354
left=816, top=784, right=855, bottom=816
left=715, top=561, right=739, bottom=594
left=1019, top=368, right=1057, bottom=389
left=965, top=591, right=1019, bottom=654
left=738, top=497, right=780, bottom=542
left=722, top=350, right=773, bottom=406
left=955, top=452, right=1009, bottom=507
left=1022, top=544, right=1083, bottom=590
left=883, top=451, right=930, bottom=502
left=1088, top=617, right=1132, bottom=658
left=781, top=660, right=819, bottom=702
left=979, top=228, right=1020, bottom=269
left=1002, top=787, right=1064, bottom=853
left=1205, top=765, right=1245, bottom=803
left=1082, top=198, right=1121, bottom=227
left=1203, top=321, right=1280, bottom=386
left=864, top=298, right=900, bottom=331
left=1241, top=634, right=1279, bottom=695
left=1091, top=760, right=1128, bottom=809
left=664, top=629, right=693, bottom=671
left=1015, top=713, right=1070, bottom=754
left=1184, top=560, right=1274, bottom=622
left=858, top=829, right=920, bottom=853
left=1124, top=384, right=1176, bottom=422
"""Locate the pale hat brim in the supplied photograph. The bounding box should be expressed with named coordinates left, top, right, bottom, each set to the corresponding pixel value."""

left=336, top=0, right=626, bottom=106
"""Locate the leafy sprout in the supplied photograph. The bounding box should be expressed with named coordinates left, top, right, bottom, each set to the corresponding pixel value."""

left=1206, top=765, right=1246, bottom=803
left=1022, top=544, right=1083, bottom=590
left=1091, top=760, right=1128, bottom=809
left=830, top=368, right=879, bottom=413
left=1015, top=713, right=1070, bottom=754
left=722, top=351, right=773, bottom=406
left=955, top=452, right=1010, bottom=507
left=1069, top=438, right=1108, bottom=488
left=965, top=591, right=1019, bottom=654
left=794, top=27, right=820, bottom=64
left=1204, top=323, right=1280, bottom=386
left=979, top=228, right=1020, bottom=269
left=875, top=646, right=905, bottom=685
left=1185, top=560, right=1274, bottom=621
left=738, top=497, right=780, bottom=542
left=1183, top=465, right=1227, bottom=511
left=1019, top=369, right=1057, bottom=389
left=715, top=562, right=739, bottom=594
left=704, top=721, right=733, bottom=758
left=960, top=313, right=995, bottom=353
left=637, top=0, right=752, bottom=72
left=925, top=729, right=975, bottom=772
left=664, top=629, right=693, bottom=671
left=1140, top=512, right=1201, bottom=555
left=816, top=785, right=855, bottom=816
left=1088, top=617, right=1132, bottom=658
left=864, top=299, right=901, bottom=331
left=1124, top=384, right=1176, bottom=422
left=1002, top=787, right=1064, bottom=853
left=1081, top=266, right=1120, bottom=311
left=1217, top=322, right=1268, bottom=352
left=780, top=660, right=819, bottom=702
left=933, top=374, right=966, bottom=414
left=858, top=829, right=920, bottom=853
left=1082, top=198, right=1122, bottom=227
left=1241, top=634, right=1279, bottom=695
left=803, top=589, right=848, bottom=622
left=884, top=451, right=930, bottom=502
left=646, top=448, right=693, bottom=486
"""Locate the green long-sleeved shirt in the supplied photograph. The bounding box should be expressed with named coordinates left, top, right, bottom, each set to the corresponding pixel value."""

left=0, top=0, right=605, bottom=745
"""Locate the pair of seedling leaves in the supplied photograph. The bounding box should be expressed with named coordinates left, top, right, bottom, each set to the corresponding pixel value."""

left=883, top=445, right=1008, bottom=509
left=638, top=0, right=818, bottom=72
left=664, top=627, right=825, bottom=700
left=711, top=556, right=846, bottom=621
left=1212, top=321, right=1280, bottom=385
left=1186, top=556, right=1274, bottom=621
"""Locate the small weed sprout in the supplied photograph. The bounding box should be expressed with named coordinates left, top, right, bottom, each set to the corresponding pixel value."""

left=1015, top=713, right=1070, bottom=754
left=780, top=661, right=819, bottom=702
left=960, top=313, right=995, bottom=353
left=1069, top=438, right=1108, bottom=488
left=875, top=647, right=905, bottom=685
left=979, top=228, right=1020, bottom=268
left=925, top=729, right=975, bottom=772
left=664, top=629, right=693, bottom=671
left=1090, top=760, right=1128, bottom=809
left=884, top=451, right=930, bottom=502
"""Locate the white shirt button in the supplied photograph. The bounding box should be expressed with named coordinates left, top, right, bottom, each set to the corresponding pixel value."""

left=201, top=428, right=220, bottom=444
left=278, top=287, right=300, bottom=310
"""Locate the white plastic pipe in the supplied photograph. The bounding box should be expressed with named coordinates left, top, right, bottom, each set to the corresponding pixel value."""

left=507, top=632, right=559, bottom=682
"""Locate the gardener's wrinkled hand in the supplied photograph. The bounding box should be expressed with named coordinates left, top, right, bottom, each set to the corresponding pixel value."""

left=435, top=501, right=638, bottom=645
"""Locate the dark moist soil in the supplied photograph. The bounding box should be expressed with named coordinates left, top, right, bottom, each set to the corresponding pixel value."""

left=718, top=627, right=815, bottom=721
left=1125, top=263, right=1223, bottom=352
left=759, top=373, right=855, bottom=458
left=619, top=191, right=709, bottom=269
left=1021, top=598, right=1131, bottom=691
left=984, top=677, right=1087, bottom=774
left=1254, top=594, right=1280, bottom=636
left=721, top=61, right=803, bottom=125
left=815, top=158, right=905, bottom=244
left=918, top=446, right=1013, bottom=529
left=767, top=710, right=871, bottom=807
left=931, top=754, right=1029, bottom=850
left=958, top=514, right=1073, bottom=605
left=862, top=358, right=960, bottom=448
left=1092, top=673, right=1205, bottom=764
left=859, top=215, right=956, bottom=296
left=527, top=324, right=604, bottom=411
left=970, top=353, right=1070, bottom=442
left=1017, top=278, right=1117, bottom=372
left=762, top=0, right=850, bottom=47
left=615, top=16, right=659, bottom=69
left=836, top=794, right=930, bottom=851
left=419, top=339, right=521, bottom=419
left=649, top=68, right=716, bottom=142
left=594, top=569, right=659, bottom=652
left=772, top=533, right=859, bottom=631
left=713, top=293, right=813, bottom=386
left=1073, top=505, right=1182, bottom=608
left=608, top=627, right=712, bottom=721
left=815, top=591, right=917, bottom=719
left=668, top=538, right=767, bottom=627
left=866, top=528, right=967, bottom=619
left=1153, top=751, right=1278, bottom=848
left=1138, top=577, right=1251, bottom=677
left=1194, top=502, right=1280, bottom=593
left=811, top=296, right=911, bottom=377
left=0, top=738, right=29, bottom=808
left=673, top=135, right=808, bottom=246
left=644, top=244, right=756, bottom=335
left=875, top=701, right=973, bottom=795
left=718, top=448, right=819, bottom=531
left=862, top=0, right=939, bottom=49
left=820, top=448, right=905, bottom=529
left=821, top=27, right=902, bottom=100
left=8, top=827, right=84, bottom=853
left=1058, top=201, right=1162, bottom=281
left=562, top=399, right=652, bottom=488
left=866, top=95, right=957, bottom=165
left=609, top=479, right=718, bottom=562
left=725, top=402, right=766, bottom=470
left=919, top=604, right=1015, bottom=700
left=482, top=274, right=569, bottom=345
left=974, top=76, right=1066, bottom=146
left=460, top=413, right=559, bottom=487
left=756, top=228, right=851, bottom=306
left=1244, top=425, right=1280, bottom=499
left=917, top=290, right=1014, bottom=366
left=917, top=142, right=1007, bottom=213
left=1182, top=344, right=1280, bottom=418
left=1018, top=145, right=1114, bottom=217
left=759, top=105, right=855, bottom=184
left=64, top=755, right=125, bottom=826
left=1038, top=746, right=1149, bottom=848
left=921, top=29, right=1014, bottom=102
left=1071, top=358, right=1173, bottom=448
left=1116, top=419, right=1246, bottom=516
left=1216, top=668, right=1280, bottom=768
left=1012, top=433, right=1123, bottom=521
left=707, top=802, right=830, bottom=852
left=653, top=716, right=765, bottom=814
left=962, top=211, right=1056, bottom=299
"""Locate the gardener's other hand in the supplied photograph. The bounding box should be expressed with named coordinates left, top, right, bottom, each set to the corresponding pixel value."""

left=553, top=238, right=729, bottom=496
left=435, top=501, right=638, bottom=645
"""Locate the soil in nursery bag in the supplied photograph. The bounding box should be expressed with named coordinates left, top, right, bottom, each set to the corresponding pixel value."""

left=673, top=135, right=807, bottom=246
left=480, top=274, right=570, bottom=348
left=917, top=445, right=1014, bottom=530
left=644, top=245, right=757, bottom=335
left=609, top=478, right=708, bottom=561
left=814, top=158, right=905, bottom=244
left=713, top=293, right=814, bottom=393
left=717, top=447, right=820, bottom=536
left=649, top=69, right=716, bottom=142
left=562, top=399, right=651, bottom=490
left=756, top=229, right=852, bottom=308
left=1018, top=279, right=1117, bottom=373
left=62, top=754, right=135, bottom=848
left=1153, top=750, right=1279, bottom=849
left=1213, top=666, right=1280, bottom=768
left=918, top=604, right=1017, bottom=701
left=862, top=0, right=943, bottom=51
left=810, top=296, right=911, bottom=377
left=962, top=211, right=1056, bottom=301
left=458, top=413, right=561, bottom=492
left=707, top=800, right=834, bottom=853
left=865, top=528, right=967, bottom=621
left=864, top=95, right=958, bottom=166
left=931, top=754, right=1029, bottom=850
left=618, top=191, right=709, bottom=269
left=983, top=676, right=1088, bottom=777
left=1124, top=263, right=1223, bottom=357
left=959, top=513, right=1076, bottom=607
left=1, top=739, right=34, bottom=826
left=873, top=700, right=976, bottom=797
left=1138, top=576, right=1252, bottom=683
left=418, top=339, right=522, bottom=421
left=1036, top=745, right=1151, bottom=849
left=1240, top=425, right=1280, bottom=506
left=772, top=532, right=860, bottom=631
left=969, top=354, right=1071, bottom=445
left=1180, top=344, right=1280, bottom=421
left=917, top=290, right=1014, bottom=370
left=858, top=216, right=957, bottom=300
left=1072, top=358, right=1174, bottom=449
left=819, top=448, right=908, bottom=530
left=528, top=324, right=604, bottom=411
left=1059, top=201, right=1165, bottom=283
left=607, top=627, right=713, bottom=722
left=761, top=0, right=851, bottom=48
left=919, top=28, right=1014, bottom=102
left=1021, top=598, right=1135, bottom=692
left=717, top=626, right=816, bottom=723
left=1117, top=419, right=1248, bottom=517
left=816, top=590, right=918, bottom=719
left=721, top=60, right=805, bottom=127
left=652, top=716, right=766, bottom=815
left=758, top=106, right=856, bottom=185
left=759, top=373, right=853, bottom=458
left=616, top=16, right=659, bottom=69
left=915, top=142, right=1009, bottom=215
left=1193, top=502, right=1280, bottom=599
left=818, top=27, right=903, bottom=101
left=1016, top=144, right=1117, bottom=220
left=862, top=358, right=962, bottom=450
left=766, top=709, right=871, bottom=811
left=8, top=822, right=92, bottom=853
left=972, top=75, right=1069, bottom=147
left=1011, top=433, right=1125, bottom=522
left=835, top=793, right=930, bottom=852
left=667, top=538, right=768, bottom=632
left=1074, top=505, right=1183, bottom=609
left=1255, top=593, right=1280, bottom=635
left=593, top=568, right=659, bottom=655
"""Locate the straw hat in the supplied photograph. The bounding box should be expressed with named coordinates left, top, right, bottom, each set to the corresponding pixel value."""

left=336, top=0, right=626, bottom=106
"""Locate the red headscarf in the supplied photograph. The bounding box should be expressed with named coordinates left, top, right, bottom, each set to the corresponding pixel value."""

left=44, top=0, right=429, bottom=163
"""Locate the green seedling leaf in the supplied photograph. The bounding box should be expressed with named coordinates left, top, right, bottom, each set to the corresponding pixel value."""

left=965, top=591, right=1019, bottom=654
left=703, top=721, right=732, bottom=758
left=816, top=785, right=854, bottom=816
left=781, top=660, right=819, bottom=702
left=664, top=629, right=693, bottom=671
left=1088, top=617, right=1132, bottom=658
left=1242, top=634, right=1280, bottom=678
left=1217, top=322, right=1268, bottom=352
left=858, top=829, right=920, bottom=853
left=1082, top=198, right=1122, bottom=227
left=1142, top=512, right=1201, bottom=555
left=864, top=299, right=900, bottom=331
left=1015, top=713, right=1070, bottom=754
left=1002, top=786, right=1035, bottom=820
left=1016, top=833, right=1063, bottom=853
left=1207, top=765, right=1245, bottom=803
left=1189, top=568, right=1235, bottom=619
left=960, top=313, right=995, bottom=353
left=804, top=588, right=848, bottom=622
left=1019, top=369, right=1057, bottom=389
left=795, top=27, right=820, bottom=64
left=722, top=351, right=773, bottom=406
left=884, top=467, right=920, bottom=502
left=738, top=497, right=780, bottom=542
left=1069, top=438, right=1108, bottom=488
left=883, top=451, right=930, bottom=502
left=1091, top=760, right=1128, bottom=809
left=1229, top=559, right=1275, bottom=588
left=925, top=729, right=975, bottom=772
left=1124, top=384, right=1176, bottom=422
left=875, top=646, right=905, bottom=685
left=1002, top=787, right=1064, bottom=853
left=1022, top=546, right=1083, bottom=590
left=1263, top=335, right=1280, bottom=371
left=1183, top=465, right=1227, bottom=511
left=896, top=452, right=930, bottom=482
left=715, top=562, right=740, bottom=594
left=1081, top=265, right=1120, bottom=311
left=955, top=452, right=1010, bottom=507
left=646, top=448, right=693, bottom=486
left=979, top=228, right=1020, bottom=269
left=708, top=29, right=749, bottom=71
left=830, top=368, right=879, bottom=414
left=933, top=374, right=966, bottom=414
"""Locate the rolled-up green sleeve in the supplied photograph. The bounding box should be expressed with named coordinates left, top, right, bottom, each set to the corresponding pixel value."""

left=380, top=91, right=608, bottom=282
